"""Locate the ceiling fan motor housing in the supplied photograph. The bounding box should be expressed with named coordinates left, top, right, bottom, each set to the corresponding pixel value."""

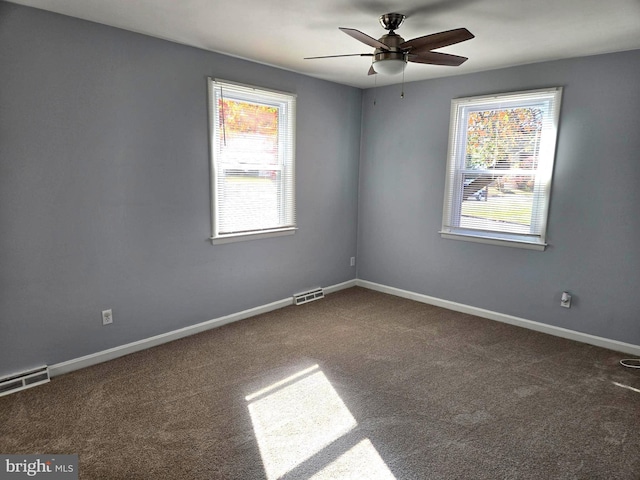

left=373, top=32, right=406, bottom=74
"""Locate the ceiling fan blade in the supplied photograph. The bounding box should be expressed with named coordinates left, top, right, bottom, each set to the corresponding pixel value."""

left=368, top=65, right=377, bottom=75
left=400, top=28, right=474, bottom=52
left=339, top=27, right=390, bottom=51
left=304, top=53, right=374, bottom=59
left=409, top=51, right=468, bottom=66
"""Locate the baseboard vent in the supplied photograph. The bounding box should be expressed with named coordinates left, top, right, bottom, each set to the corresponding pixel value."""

left=0, top=366, right=50, bottom=397
left=294, top=288, right=325, bottom=306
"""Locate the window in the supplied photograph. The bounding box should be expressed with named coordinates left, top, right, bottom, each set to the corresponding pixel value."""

left=208, top=79, right=296, bottom=244
left=441, top=87, right=562, bottom=250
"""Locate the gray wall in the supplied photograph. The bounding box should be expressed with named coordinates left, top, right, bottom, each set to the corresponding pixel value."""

left=358, top=49, right=640, bottom=346
left=0, top=3, right=361, bottom=376
left=3, top=2, right=639, bottom=378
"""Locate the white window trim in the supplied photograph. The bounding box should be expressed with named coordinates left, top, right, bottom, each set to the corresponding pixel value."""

left=210, top=228, right=296, bottom=245
left=440, top=87, right=563, bottom=251
left=439, top=230, right=547, bottom=251
left=207, top=78, right=297, bottom=244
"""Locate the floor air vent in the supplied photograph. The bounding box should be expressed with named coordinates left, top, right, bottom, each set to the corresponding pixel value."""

left=294, top=288, right=325, bottom=306
left=0, top=366, right=50, bottom=397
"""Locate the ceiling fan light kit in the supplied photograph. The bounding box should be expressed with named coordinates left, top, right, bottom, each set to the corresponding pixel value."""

left=305, top=12, right=474, bottom=76
left=372, top=58, right=405, bottom=75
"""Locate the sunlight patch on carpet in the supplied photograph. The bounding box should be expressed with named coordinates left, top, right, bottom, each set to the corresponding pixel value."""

left=246, top=364, right=395, bottom=479
left=309, top=439, right=395, bottom=480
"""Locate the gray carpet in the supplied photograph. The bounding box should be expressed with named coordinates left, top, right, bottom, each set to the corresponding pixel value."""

left=1, top=287, right=639, bottom=479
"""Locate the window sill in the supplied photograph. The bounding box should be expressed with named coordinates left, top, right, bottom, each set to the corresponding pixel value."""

left=439, top=230, right=547, bottom=251
left=210, top=227, right=297, bottom=245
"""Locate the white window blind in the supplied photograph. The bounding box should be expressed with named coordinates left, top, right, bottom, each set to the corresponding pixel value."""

left=441, top=87, right=562, bottom=250
left=208, top=79, right=296, bottom=243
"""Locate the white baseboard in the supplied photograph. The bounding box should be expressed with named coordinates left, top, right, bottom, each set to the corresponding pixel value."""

left=49, top=277, right=639, bottom=378
left=356, top=279, right=640, bottom=357
left=324, top=279, right=357, bottom=294
left=50, top=279, right=356, bottom=377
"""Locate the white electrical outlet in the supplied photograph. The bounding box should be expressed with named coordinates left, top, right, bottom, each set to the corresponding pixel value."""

left=102, top=309, right=113, bottom=325
left=560, top=292, right=571, bottom=308
left=350, top=257, right=356, bottom=267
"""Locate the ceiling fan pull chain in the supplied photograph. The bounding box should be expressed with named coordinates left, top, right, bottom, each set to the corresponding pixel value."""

left=373, top=71, right=377, bottom=106
left=400, top=63, right=405, bottom=98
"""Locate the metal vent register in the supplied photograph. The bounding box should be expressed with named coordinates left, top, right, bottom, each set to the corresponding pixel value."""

left=0, top=366, right=50, bottom=397
left=294, top=288, right=325, bottom=306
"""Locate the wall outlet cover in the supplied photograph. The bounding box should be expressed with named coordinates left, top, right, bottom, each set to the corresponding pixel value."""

left=102, top=309, right=113, bottom=325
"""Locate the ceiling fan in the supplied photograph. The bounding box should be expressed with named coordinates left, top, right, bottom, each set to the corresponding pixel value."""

left=305, top=13, right=474, bottom=76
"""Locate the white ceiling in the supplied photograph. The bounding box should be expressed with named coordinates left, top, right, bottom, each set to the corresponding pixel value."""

left=8, top=0, right=640, bottom=88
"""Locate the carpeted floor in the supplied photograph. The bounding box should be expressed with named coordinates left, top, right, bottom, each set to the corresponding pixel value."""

left=1, top=287, right=639, bottom=479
